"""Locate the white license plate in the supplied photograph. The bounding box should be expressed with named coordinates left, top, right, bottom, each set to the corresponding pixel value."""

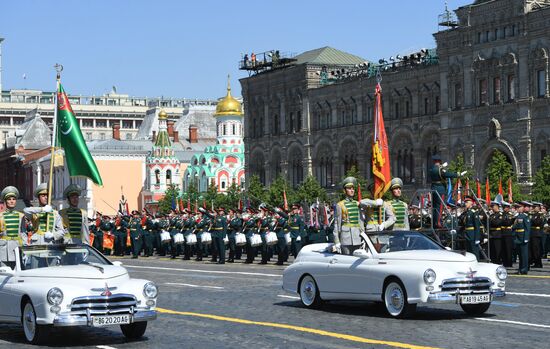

left=92, top=314, right=131, bottom=327
left=460, top=294, right=491, bottom=304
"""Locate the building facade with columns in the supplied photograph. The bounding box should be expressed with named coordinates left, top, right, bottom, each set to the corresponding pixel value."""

left=241, top=0, right=550, bottom=194
left=184, top=81, right=245, bottom=193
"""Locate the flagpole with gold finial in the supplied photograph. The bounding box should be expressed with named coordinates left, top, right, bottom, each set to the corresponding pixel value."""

left=46, top=64, right=63, bottom=232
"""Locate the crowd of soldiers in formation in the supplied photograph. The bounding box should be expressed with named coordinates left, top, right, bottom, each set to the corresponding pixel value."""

left=0, top=181, right=549, bottom=274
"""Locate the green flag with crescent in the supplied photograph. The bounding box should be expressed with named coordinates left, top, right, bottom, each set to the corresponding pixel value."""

left=56, top=83, right=103, bottom=185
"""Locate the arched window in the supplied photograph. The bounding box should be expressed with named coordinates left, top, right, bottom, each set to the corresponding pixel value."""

left=155, top=169, right=160, bottom=185
left=166, top=169, right=172, bottom=186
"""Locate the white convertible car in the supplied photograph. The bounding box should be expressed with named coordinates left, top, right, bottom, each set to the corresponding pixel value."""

left=0, top=241, right=158, bottom=344
left=283, top=231, right=507, bottom=318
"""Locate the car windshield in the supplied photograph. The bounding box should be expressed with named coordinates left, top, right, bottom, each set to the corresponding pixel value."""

left=367, top=231, right=443, bottom=253
left=20, top=244, right=111, bottom=270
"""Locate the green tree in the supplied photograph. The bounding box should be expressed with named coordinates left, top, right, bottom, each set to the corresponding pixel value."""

left=246, top=174, right=267, bottom=207
left=204, top=182, right=219, bottom=210
left=338, top=165, right=371, bottom=201
left=532, top=155, right=550, bottom=206
left=484, top=150, right=524, bottom=201
left=221, top=182, right=242, bottom=209
left=448, top=154, right=474, bottom=182
left=295, top=175, right=327, bottom=204
left=266, top=175, right=296, bottom=208
left=158, top=184, right=180, bottom=214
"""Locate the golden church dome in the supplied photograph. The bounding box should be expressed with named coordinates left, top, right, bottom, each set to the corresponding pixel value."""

left=158, top=109, right=168, bottom=120
left=215, top=76, right=243, bottom=117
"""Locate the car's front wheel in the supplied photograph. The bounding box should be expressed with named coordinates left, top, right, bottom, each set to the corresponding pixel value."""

left=299, top=274, right=322, bottom=308
left=121, top=321, right=148, bottom=340
left=383, top=279, right=416, bottom=318
left=460, top=302, right=491, bottom=316
left=22, top=300, right=50, bottom=345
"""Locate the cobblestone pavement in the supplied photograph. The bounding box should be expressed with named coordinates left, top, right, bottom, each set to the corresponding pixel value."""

left=1, top=256, right=549, bottom=349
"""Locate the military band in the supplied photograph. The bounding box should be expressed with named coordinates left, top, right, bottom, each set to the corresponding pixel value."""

left=1, top=178, right=549, bottom=275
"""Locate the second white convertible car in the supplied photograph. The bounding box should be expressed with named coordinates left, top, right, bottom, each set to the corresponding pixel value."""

left=282, top=231, right=507, bottom=318
left=0, top=242, right=157, bottom=344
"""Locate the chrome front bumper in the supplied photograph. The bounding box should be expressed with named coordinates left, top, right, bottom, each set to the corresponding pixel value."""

left=53, top=309, right=157, bottom=327
left=427, top=289, right=505, bottom=304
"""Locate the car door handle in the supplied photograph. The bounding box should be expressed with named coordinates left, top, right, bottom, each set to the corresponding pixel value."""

left=329, top=258, right=338, bottom=264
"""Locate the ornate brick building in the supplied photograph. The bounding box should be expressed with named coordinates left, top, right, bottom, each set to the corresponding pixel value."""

left=241, top=0, right=550, bottom=194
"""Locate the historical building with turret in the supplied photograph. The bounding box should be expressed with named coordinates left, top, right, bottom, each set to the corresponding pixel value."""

left=240, top=0, right=550, bottom=194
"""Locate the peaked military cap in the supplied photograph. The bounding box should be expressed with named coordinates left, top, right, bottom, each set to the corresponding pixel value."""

left=34, top=183, right=48, bottom=198
left=464, top=195, right=475, bottom=203
left=63, top=184, right=82, bottom=199
left=342, top=177, right=357, bottom=189
left=390, top=177, right=403, bottom=190
left=1, top=186, right=19, bottom=201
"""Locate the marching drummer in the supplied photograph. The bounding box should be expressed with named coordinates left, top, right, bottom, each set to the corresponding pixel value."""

left=227, top=208, right=242, bottom=263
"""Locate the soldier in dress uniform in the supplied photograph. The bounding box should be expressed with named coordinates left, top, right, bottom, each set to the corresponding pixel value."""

left=243, top=208, right=258, bottom=264
left=514, top=201, right=531, bottom=274
left=333, top=177, right=385, bottom=255
left=181, top=209, right=195, bottom=260
left=272, top=209, right=289, bottom=265
left=286, top=203, right=305, bottom=258
left=459, top=196, right=481, bottom=260
left=528, top=202, right=544, bottom=268
left=23, top=183, right=65, bottom=245
left=112, top=214, right=129, bottom=256
left=430, top=155, right=465, bottom=228
left=542, top=205, right=550, bottom=260
left=500, top=202, right=515, bottom=267
left=257, top=206, right=272, bottom=264
left=387, top=178, right=409, bottom=230
left=99, top=215, right=115, bottom=255
left=59, top=184, right=90, bottom=245
left=364, top=182, right=395, bottom=233
left=0, top=186, right=27, bottom=245
left=488, top=201, right=503, bottom=264
left=227, top=208, right=242, bottom=263
left=142, top=213, right=156, bottom=257
left=194, top=210, right=210, bottom=261
left=205, top=207, right=227, bottom=264
left=129, top=210, right=143, bottom=258
left=408, top=204, right=423, bottom=230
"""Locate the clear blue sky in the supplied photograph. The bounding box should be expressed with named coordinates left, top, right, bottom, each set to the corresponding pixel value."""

left=1, top=0, right=471, bottom=99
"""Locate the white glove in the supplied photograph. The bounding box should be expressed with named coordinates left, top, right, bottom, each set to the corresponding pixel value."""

left=450, top=229, right=457, bottom=235
left=42, top=205, right=53, bottom=213
left=378, top=224, right=385, bottom=231
left=442, top=162, right=448, bottom=167
left=475, top=240, right=480, bottom=245
left=296, top=236, right=301, bottom=242
left=483, top=238, right=488, bottom=244
left=524, top=240, right=528, bottom=243
left=460, top=171, right=467, bottom=176
left=44, top=231, right=54, bottom=239
left=331, top=243, right=341, bottom=253
left=375, top=199, right=384, bottom=206
left=30, top=234, right=39, bottom=242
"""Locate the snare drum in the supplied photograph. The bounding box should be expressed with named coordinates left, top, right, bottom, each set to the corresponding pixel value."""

left=160, top=230, right=171, bottom=244
left=185, top=233, right=197, bottom=245
left=174, top=233, right=184, bottom=245
left=250, top=234, right=262, bottom=247
left=235, top=233, right=247, bottom=246
left=266, top=231, right=278, bottom=246
left=284, top=232, right=291, bottom=245
left=201, top=232, right=212, bottom=245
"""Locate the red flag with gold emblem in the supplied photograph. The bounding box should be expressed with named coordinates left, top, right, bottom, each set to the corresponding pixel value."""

left=371, top=83, right=391, bottom=199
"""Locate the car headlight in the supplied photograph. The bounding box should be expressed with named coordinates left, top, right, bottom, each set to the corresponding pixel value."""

left=143, top=282, right=158, bottom=299
left=496, top=266, right=508, bottom=280
left=47, top=287, right=64, bottom=305
left=423, top=269, right=436, bottom=284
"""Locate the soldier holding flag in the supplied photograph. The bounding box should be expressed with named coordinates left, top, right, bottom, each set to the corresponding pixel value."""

left=0, top=186, right=27, bottom=245
left=59, top=184, right=90, bottom=244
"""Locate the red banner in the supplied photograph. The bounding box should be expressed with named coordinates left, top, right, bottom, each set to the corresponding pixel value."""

left=371, top=83, right=391, bottom=199
left=485, top=177, right=491, bottom=204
